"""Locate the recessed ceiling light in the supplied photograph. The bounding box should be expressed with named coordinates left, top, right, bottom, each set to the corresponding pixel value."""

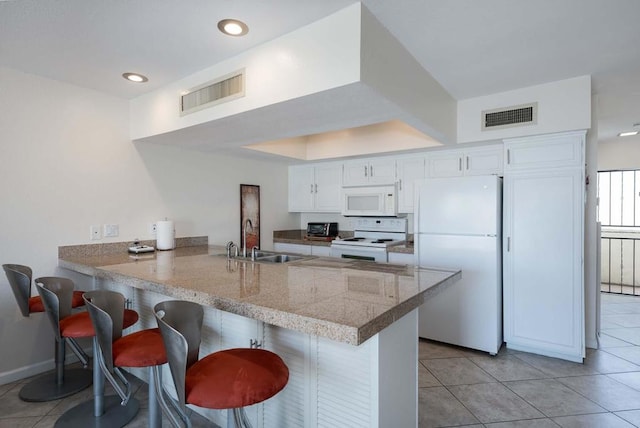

left=122, top=72, right=148, bottom=83
left=619, top=131, right=639, bottom=137
left=217, top=19, right=249, bottom=36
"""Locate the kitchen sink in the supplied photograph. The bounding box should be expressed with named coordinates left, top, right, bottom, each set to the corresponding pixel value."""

left=255, top=254, right=305, bottom=263
left=216, top=250, right=307, bottom=263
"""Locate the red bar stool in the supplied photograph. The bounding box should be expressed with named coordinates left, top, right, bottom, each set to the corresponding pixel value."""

left=153, top=300, right=289, bottom=428
left=35, top=278, right=139, bottom=428
left=2, top=264, right=90, bottom=402
left=83, top=290, right=168, bottom=428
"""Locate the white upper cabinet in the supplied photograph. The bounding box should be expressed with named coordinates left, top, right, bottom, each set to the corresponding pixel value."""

left=343, top=158, right=396, bottom=186
left=396, top=156, right=426, bottom=213
left=288, top=162, right=342, bottom=212
left=504, top=131, right=584, bottom=171
left=427, top=145, right=503, bottom=178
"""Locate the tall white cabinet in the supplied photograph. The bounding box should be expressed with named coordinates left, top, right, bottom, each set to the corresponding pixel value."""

left=502, top=131, right=586, bottom=362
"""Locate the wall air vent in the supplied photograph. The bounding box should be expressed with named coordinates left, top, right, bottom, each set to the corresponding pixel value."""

left=180, top=69, right=245, bottom=116
left=481, top=102, right=538, bottom=131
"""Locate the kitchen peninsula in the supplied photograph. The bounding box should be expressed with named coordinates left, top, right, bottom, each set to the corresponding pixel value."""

left=59, top=241, right=460, bottom=428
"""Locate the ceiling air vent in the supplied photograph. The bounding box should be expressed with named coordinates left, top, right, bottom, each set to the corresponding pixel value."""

left=180, top=69, right=245, bottom=116
left=481, top=102, right=538, bottom=131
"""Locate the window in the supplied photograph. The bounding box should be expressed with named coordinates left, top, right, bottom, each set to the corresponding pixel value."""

left=598, top=170, right=640, bottom=227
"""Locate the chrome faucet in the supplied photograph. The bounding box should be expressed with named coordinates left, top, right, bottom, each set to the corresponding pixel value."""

left=243, top=219, right=253, bottom=258
left=226, top=241, right=238, bottom=259
left=251, top=246, right=259, bottom=261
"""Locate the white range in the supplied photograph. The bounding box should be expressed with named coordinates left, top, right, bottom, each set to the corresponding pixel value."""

left=330, top=217, right=407, bottom=263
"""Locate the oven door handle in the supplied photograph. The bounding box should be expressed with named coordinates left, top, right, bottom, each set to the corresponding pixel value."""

left=330, top=245, right=387, bottom=253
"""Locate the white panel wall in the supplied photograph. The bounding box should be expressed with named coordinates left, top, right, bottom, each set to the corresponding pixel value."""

left=130, top=4, right=362, bottom=141
left=0, top=66, right=296, bottom=383
left=457, top=75, right=592, bottom=143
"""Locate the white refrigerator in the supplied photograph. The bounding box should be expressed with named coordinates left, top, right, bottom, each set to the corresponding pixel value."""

left=415, top=175, right=502, bottom=355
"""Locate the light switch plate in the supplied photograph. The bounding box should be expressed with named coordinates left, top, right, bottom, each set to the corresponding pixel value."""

left=90, top=225, right=101, bottom=240
left=103, top=224, right=119, bottom=237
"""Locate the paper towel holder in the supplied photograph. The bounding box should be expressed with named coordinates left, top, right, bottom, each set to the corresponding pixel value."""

left=156, top=219, right=176, bottom=250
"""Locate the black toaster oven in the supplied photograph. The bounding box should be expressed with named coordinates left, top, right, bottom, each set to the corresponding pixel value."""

left=306, top=222, right=338, bottom=237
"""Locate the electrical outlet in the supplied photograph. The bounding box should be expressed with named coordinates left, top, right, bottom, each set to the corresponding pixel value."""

left=90, top=225, right=101, bottom=240
left=149, top=223, right=157, bottom=235
left=103, top=224, right=119, bottom=237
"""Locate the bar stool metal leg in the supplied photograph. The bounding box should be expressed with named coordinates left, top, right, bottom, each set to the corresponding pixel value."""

left=18, top=339, right=92, bottom=402
left=54, top=338, right=139, bottom=428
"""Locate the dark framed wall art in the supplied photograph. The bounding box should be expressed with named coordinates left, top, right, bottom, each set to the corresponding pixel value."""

left=240, top=184, right=260, bottom=251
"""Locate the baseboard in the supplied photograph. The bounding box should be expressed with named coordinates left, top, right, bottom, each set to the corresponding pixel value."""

left=0, top=345, right=93, bottom=386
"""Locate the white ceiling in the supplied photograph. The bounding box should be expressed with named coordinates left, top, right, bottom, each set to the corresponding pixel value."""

left=1, top=0, right=639, bottom=144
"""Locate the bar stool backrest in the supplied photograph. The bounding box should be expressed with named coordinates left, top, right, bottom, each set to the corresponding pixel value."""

left=3, top=264, right=33, bottom=317
left=154, top=300, right=204, bottom=410
left=35, top=277, right=75, bottom=340
left=83, top=290, right=126, bottom=372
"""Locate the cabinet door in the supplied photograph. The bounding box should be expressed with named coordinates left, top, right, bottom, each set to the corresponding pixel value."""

left=465, top=146, right=503, bottom=176
left=503, top=168, right=584, bottom=362
left=288, top=166, right=315, bottom=212
left=343, top=160, right=370, bottom=186
left=273, top=243, right=312, bottom=255
left=368, top=159, right=397, bottom=185
left=310, top=245, right=332, bottom=257
left=428, top=152, right=463, bottom=177
left=397, top=156, right=425, bottom=213
left=504, top=131, right=585, bottom=171
left=388, top=252, right=414, bottom=266
left=314, top=163, right=343, bottom=212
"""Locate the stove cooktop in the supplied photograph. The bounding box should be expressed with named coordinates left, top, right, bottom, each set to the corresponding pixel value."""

left=331, top=237, right=405, bottom=248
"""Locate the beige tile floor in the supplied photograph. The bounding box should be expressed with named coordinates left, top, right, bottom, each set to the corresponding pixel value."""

left=3, top=292, right=640, bottom=427
left=419, top=292, right=640, bottom=427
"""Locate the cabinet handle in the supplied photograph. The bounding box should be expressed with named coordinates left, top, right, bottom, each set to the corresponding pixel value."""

left=370, top=165, right=374, bottom=176
left=310, top=184, right=313, bottom=194
left=507, top=237, right=511, bottom=252
left=364, top=165, right=368, bottom=177
left=458, top=157, right=462, bottom=171
left=507, top=149, right=511, bottom=164
left=315, top=184, right=318, bottom=193
left=399, top=179, right=402, bottom=190
left=466, top=156, right=469, bottom=170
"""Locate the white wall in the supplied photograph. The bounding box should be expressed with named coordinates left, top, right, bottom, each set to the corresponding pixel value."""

left=458, top=75, right=592, bottom=143
left=598, top=136, right=640, bottom=170
left=0, top=67, right=296, bottom=383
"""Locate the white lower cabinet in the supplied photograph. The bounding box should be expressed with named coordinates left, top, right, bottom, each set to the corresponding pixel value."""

left=273, top=243, right=312, bottom=255
left=502, top=132, right=585, bottom=362
left=274, top=242, right=333, bottom=257
left=388, top=252, right=414, bottom=266
left=262, top=310, right=419, bottom=428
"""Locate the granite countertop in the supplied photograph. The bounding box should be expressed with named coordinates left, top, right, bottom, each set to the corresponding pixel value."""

left=58, top=243, right=458, bottom=346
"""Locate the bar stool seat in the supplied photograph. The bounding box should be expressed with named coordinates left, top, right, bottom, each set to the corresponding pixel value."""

left=3, top=264, right=91, bottom=402
left=112, top=328, right=166, bottom=367
left=154, top=300, right=289, bottom=428
left=185, top=348, right=289, bottom=410
left=59, top=309, right=139, bottom=338
left=29, top=291, right=86, bottom=313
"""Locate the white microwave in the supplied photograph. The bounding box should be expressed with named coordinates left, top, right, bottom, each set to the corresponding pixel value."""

left=341, top=185, right=397, bottom=217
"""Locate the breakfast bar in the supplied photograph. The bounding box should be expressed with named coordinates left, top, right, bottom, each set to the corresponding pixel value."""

left=58, top=242, right=460, bottom=428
